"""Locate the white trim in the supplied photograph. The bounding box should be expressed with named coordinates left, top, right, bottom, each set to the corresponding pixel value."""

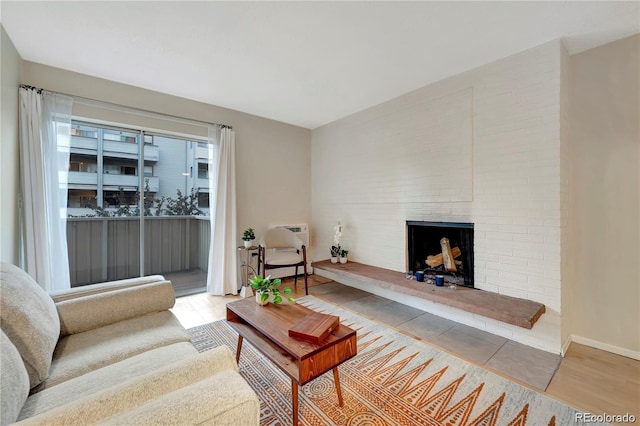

left=569, top=334, right=640, bottom=360
left=561, top=334, right=572, bottom=357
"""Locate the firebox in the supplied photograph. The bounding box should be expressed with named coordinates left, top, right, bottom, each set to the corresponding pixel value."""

left=407, top=221, right=474, bottom=288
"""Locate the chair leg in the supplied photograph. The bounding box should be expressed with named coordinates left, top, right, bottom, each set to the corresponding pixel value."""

left=294, top=266, right=298, bottom=289
left=303, top=262, right=308, bottom=296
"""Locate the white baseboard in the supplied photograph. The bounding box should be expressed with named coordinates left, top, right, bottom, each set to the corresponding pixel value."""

left=561, top=335, right=572, bottom=357
left=569, top=334, right=640, bottom=360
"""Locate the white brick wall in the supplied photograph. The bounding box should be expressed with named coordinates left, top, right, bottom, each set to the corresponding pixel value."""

left=312, top=40, right=564, bottom=352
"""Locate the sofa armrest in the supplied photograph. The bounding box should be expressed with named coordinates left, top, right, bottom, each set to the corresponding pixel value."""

left=17, top=346, right=259, bottom=426
left=50, top=275, right=166, bottom=303
left=56, top=281, right=176, bottom=336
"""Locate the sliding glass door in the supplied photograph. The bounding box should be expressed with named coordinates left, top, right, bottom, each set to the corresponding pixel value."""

left=66, top=120, right=212, bottom=295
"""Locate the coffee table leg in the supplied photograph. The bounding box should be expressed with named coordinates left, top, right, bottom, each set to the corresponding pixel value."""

left=235, top=335, right=244, bottom=364
left=292, top=380, right=299, bottom=425
left=333, top=367, right=344, bottom=407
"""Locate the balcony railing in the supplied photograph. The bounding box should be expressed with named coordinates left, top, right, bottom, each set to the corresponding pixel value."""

left=67, top=216, right=210, bottom=287
left=70, top=136, right=160, bottom=162
left=103, top=175, right=160, bottom=192
left=67, top=173, right=160, bottom=192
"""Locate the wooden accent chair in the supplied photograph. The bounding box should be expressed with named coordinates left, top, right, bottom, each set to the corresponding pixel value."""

left=258, top=228, right=308, bottom=295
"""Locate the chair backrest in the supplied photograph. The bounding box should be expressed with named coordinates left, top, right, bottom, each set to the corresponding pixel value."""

left=259, top=228, right=303, bottom=250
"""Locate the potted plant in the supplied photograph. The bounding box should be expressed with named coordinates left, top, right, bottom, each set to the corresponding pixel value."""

left=330, top=245, right=340, bottom=263
left=330, top=220, right=343, bottom=263
left=339, top=249, right=349, bottom=264
left=249, top=275, right=294, bottom=305
left=242, top=228, right=255, bottom=248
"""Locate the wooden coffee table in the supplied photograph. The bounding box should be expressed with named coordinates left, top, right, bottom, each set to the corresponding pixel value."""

left=226, top=298, right=357, bottom=425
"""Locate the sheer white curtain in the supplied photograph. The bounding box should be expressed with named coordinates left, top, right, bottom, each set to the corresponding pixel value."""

left=19, top=87, right=73, bottom=292
left=206, top=126, right=238, bottom=295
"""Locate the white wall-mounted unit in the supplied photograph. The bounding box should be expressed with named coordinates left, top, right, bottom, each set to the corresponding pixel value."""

left=264, top=223, right=313, bottom=278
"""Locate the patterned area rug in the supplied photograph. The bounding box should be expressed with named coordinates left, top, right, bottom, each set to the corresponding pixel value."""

left=188, top=296, right=589, bottom=426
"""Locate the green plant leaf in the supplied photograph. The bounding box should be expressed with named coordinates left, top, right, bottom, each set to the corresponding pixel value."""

left=273, top=278, right=282, bottom=287
left=283, top=287, right=292, bottom=295
left=273, top=295, right=282, bottom=304
left=287, top=297, right=295, bottom=303
left=260, top=293, right=269, bottom=304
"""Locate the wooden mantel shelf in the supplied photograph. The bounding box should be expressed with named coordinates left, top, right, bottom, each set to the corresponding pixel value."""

left=312, top=260, right=545, bottom=329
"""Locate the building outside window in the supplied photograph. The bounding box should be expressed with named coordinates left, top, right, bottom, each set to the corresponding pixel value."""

left=67, top=120, right=211, bottom=216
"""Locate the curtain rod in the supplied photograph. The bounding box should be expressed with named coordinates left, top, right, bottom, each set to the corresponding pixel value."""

left=19, top=84, right=232, bottom=130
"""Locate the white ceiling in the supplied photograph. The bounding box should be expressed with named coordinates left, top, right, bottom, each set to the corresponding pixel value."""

left=2, top=1, right=638, bottom=129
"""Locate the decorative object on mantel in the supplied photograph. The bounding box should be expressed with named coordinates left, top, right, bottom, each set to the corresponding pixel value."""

left=242, top=227, right=256, bottom=248
left=339, top=249, right=349, bottom=264
left=330, top=220, right=343, bottom=263
left=330, top=245, right=340, bottom=263
left=248, top=274, right=294, bottom=305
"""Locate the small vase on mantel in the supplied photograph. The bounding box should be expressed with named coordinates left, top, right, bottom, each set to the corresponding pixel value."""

left=339, top=256, right=347, bottom=264
left=339, top=249, right=349, bottom=264
left=330, top=256, right=338, bottom=264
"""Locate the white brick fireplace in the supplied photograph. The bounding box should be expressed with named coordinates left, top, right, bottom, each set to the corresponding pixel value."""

left=311, top=40, right=568, bottom=354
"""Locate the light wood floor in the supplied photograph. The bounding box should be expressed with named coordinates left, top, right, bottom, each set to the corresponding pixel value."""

left=171, top=275, right=639, bottom=423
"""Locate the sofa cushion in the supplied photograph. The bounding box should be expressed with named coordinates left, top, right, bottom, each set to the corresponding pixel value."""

left=19, top=342, right=198, bottom=420
left=21, top=346, right=252, bottom=425
left=0, top=330, right=30, bottom=425
left=0, top=262, right=60, bottom=388
left=32, top=310, right=191, bottom=392
left=103, top=370, right=260, bottom=425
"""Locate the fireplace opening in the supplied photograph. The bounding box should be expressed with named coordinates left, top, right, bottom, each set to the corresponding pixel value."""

left=407, top=221, right=474, bottom=288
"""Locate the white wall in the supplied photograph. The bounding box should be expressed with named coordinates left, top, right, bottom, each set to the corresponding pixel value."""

left=312, top=41, right=565, bottom=352
left=566, top=34, right=640, bottom=359
left=20, top=62, right=312, bottom=251
left=0, top=25, right=22, bottom=264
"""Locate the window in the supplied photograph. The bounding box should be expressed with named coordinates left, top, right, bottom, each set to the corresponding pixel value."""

left=104, top=164, right=119, bottom=174
left=67, top=190, right=97, bottom=208
left=103, top=190, right=137, bottom=207
left=197, top=163, right=208, bottom=179
left=71, top=123, right=98, bottom=139
left=121, top=166, right=136, bottom=176
left=198, top=192, right=210, bottom=208
left=68, top=158, right=97, bottom=173
left=144, top=166, right=153, bottom=177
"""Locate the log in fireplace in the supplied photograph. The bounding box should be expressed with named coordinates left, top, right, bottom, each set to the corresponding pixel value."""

left=406, top=221, right=474, bottom=288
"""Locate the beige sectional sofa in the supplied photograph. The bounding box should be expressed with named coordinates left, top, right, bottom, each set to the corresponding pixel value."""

left=0, top=262, right=259, bottom=425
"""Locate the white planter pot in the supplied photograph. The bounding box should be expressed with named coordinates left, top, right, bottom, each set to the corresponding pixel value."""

left=244, top=240, right=254, bottom=248
left=330, top=257, right=338, bottom=264
left=339, top=257, right=348, bottom=264
left=256, top=292, right=272, bottom=306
